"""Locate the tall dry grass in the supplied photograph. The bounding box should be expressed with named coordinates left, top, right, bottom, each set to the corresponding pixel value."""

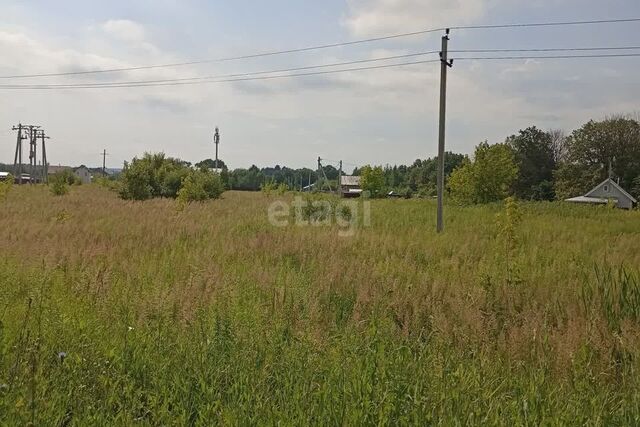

left=1, top=185, right=639, bottom=424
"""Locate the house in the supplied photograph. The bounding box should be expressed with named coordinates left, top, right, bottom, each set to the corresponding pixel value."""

left=47, top=165, right=92, bottom=184
left=341, top=175, right=362, bottom=198
left=566, top=178, right=637, bottom=210
left=74, top=166, right=92, bottom=184
left=48, top=165, right=72, bottom=176
left=0, top=172, right=9, bottom=182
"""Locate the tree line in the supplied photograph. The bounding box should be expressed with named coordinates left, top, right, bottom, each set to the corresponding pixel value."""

left=3, top=115, right=638, bottom=204
left=447, top=116, right=640, bottom=204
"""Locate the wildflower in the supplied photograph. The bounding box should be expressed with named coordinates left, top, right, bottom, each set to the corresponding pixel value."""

left=58, top=352, right=67, bottom=363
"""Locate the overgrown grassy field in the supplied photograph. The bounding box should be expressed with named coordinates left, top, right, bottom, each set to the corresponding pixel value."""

left=1, top=185, right=640, bottom=425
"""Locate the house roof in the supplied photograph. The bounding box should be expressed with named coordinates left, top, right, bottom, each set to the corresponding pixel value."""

left=48, top=165, right=72, bottom=175
left=341, top=175, right=361, bottom=187
left=586, top=178, right=637, bottom=203
left=565, top=196, right=609, bottom=205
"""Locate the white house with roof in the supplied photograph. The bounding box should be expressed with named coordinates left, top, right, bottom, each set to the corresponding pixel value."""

left=47, top=165, right=92, bottom=184
left=566, top=178, right=637, bottom=210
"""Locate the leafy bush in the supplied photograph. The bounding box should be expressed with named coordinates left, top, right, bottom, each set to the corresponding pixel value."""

left=52, top=169, right=81, bottom=186
left=261, top=181, right=277, bottom=196
left=94, top=177, right=121, bottom=192
left=177, top=169, right=224, bottom=203
left=119, top=153, right=192, bottom=201
left=50, top=177, right=69, bottom=196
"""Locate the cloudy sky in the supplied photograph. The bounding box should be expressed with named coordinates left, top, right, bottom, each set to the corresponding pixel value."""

left=1, top=0, right=639, bottom=170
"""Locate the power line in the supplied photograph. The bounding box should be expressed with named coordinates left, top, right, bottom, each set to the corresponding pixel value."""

left=3, top=47, right=639, bottom=90
left=451, top=18, right=640, bottom=31
left=1, top=17, right=638, bottom=80
left=1, top=53, right=639, bottom=91
left=0, top=34, right=447, bottom=80
left=0, top=59, right=441, bottom=90
left=452, top=53, right=640, bottom=61
left=451, top=46, right=640, bottom=54
left=0, top=51, right=440, bottom=89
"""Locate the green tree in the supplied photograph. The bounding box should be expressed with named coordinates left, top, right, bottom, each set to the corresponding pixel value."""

left=506, top=127, right=556, bottom=200
left=448, top=142, right=518, bottom=204
left=555, top=117, right=640, bottom=198
left=119, top=153, right=211, bottom=201
left=177, top=169, right=224, bottom=203
left=195, top=158, right=228, bottom=170
left=631, top=176, right=640, bottom=201
left=360, top=165, right=386, bottom=198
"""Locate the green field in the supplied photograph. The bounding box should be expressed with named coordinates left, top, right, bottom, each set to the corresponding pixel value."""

left=1, top=185, right=640, bottom=425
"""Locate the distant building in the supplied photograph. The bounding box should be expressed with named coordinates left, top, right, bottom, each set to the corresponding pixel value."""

left=341, top=175, right=362, bottom=198
left=74, top=166, right=92, bottom=184
left=0, top=172, right=10, bottom=182
left=566, top=178, right=637, bottom=210
left=48, top=165, right=93, bottom=184
left=47, top=165, right=71, bottom=175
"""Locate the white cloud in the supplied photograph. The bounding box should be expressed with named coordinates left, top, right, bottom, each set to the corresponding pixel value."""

left=102, top=19, right=147, bottom=43
left=344, top=0, right=489, bottom=37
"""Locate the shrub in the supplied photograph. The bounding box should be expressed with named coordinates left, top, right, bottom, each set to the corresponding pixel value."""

left=276, top=183, right=288, bottom=195
left=177, top=169, right=224, bottom=203
left=119, top=153, right=191, bottom=201
left=94, top=177, right=121, bottom=192
left=53, top=169, right=81, bottom=186
left=261, top=181, right=277, bottom=197
left=50, top=177, right=69, bottom=196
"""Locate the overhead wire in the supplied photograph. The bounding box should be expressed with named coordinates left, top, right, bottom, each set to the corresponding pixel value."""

left=452, top=52, right=640, bottom=61
left=0, top=51, right=440, bottom=89
left=3, top=49, right=640, bottom=90
left=1, top=17, right=638, bottom=79
left=0, top=59, right=442, bottom=90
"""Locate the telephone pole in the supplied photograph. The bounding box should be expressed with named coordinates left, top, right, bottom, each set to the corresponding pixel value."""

left=337, top=160, right=343, bottom=197
left=214, top=127, right=220, bottom=170
left=101, top=149, right=109, bottom=176
left=12, top=124, right=24, bottom=184
left=437, top=29, right=453, bottom=233
left=29, top=126, right=37, bottom=182
left=38, top=130, right=50, bottom=183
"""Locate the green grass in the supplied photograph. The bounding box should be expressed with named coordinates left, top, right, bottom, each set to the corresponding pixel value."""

left=1, top=185, right=640, bottom=425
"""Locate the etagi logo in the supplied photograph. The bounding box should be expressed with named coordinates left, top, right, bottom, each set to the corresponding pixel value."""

left=268, top=196, right=371, bottom=237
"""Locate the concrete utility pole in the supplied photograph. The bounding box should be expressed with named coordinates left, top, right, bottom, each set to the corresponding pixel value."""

left=101, top=149, right=109, bottom=177
left=214, top=127, right=220, bottom=170
left=12, top=124, right=24, bottom=184
left=29, top=127, right=37, bottom=183
left=337, top=160, right=343, bottom=197
left=436, top=29, right=453, bottom=233
left=38, top=130, right=50, bottom=183
left=12, top=124, right=38, bottom=184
